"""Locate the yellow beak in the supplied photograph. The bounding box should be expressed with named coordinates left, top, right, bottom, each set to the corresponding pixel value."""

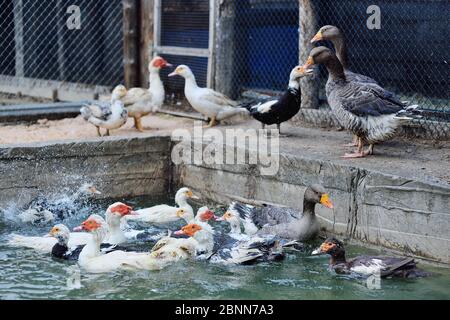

left=311, top=30, right=323, bottom=43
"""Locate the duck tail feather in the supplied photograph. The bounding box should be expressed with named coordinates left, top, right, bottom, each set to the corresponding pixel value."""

left=230, top=202, right=254, bottom=220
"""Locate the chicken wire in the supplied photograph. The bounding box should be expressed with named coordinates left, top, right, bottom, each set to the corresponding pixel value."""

left=0, top=0, right=124, bottom=87
left=230, top=0, right=449, bottom=139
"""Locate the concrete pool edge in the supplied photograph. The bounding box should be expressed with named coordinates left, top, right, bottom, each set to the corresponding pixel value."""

left=1, top=134, right=449, bottom=264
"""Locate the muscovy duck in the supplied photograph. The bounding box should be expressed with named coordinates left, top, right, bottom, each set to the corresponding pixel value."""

left=121, top=56, right=173, bottom=131
left=81, top=85, right=128, bottom=137
left=168, top=65, right=249, bottom=127
left=312, top=237, right=430, bottom=278
left=229, top=184, right=334, bottom=241
left=303, top=46, right=421, bottom=158
left=18, top=183, right=101, bottom=225
left=244, top=65, right=313, bottom=134
left=124, top=187, right=198, bottom=225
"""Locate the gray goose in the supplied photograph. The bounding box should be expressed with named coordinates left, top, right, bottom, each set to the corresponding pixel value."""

left=311, top=25, right=405, bottom=146
left=229, top=184, right=334, bottom=241
left=311, top=25, right=380, bottom=86
left=303, top=47, right=421, bottom=158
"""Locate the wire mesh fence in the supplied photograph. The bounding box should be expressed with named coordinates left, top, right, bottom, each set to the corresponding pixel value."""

left=230, top=0, right=449, bottom=139
left=0, top=0, right=124, bottom=88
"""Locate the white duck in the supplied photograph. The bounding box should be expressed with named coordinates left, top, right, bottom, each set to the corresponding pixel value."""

left=124, top=187, right=199, bottom=225
left=121, top=56, right=173, bottom=131
left=80, top=85, right=128, bottom=137
left=8, top=202, right=136, bottom=253
left=168, top=65, right=249, bottom=127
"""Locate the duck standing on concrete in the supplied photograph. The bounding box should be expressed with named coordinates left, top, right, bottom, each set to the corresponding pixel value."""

left=229, top=184, right=334, bottom=241
left=168, top=65, right=249, bottom=127
left=312, top=237, right=430, bottom=278
left=81, top=85, right=128, bottom=137
left=121, top=56, right=173, bottom=131
left=303, top=47, right=421, bottom=158
left=245, top=65, right=313, bottom=134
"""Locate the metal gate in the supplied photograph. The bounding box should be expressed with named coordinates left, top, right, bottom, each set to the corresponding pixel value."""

left=154, top=0, right=215, bottom=96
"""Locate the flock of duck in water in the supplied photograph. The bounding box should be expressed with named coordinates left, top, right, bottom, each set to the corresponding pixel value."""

left=81, top=25, right=422, bottom=159
left=8, top=183, right=429, bottom=279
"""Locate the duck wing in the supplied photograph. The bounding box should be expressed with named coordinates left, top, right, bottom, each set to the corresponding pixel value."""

left=349, top=256, right=418, bottom=278
left=339, top=83, right=406, bottom=117
left=201, top=88, right=239, bottom=107
left=81, top=101, right=112, bottom=121
left=122, top=88, right=151, bottom=106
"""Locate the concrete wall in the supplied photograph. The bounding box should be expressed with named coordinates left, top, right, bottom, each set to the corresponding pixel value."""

left=0, top=135, right=172, bottom=209
left=173, top=140, right=450, bottom=264
left=1, top=135, right=448, bottom=263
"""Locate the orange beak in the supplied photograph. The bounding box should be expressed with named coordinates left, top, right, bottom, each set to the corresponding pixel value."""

left=302, top=56, right=315, bottom=70
left=320, top=194, right=334, bottom=209
left=311, top=30, right=323, bottom=43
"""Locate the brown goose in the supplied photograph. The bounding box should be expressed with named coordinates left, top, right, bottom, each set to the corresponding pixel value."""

left=303, top=47, right=421, bottom=158
left=312, top=237, right=430, bottom=278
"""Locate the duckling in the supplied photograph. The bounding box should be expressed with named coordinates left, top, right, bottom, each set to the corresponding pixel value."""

left=81, top=85, right=128, bottom=137
left=312, top=237, right=430, bottom=278
left=229, top=184, right=334, bottom=241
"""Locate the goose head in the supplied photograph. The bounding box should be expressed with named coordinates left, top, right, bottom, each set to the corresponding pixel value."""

left=195, top=207, right=217, bottom=222
left=289, top=65, right=314, bottom=81
left=73, top=214, right=109, bottom=243
left=175, top=207, right=195, bottom=223
left=303, top=46, right=336, bottom=69
left=312, top=237, right=345, bottom=257
left=168, top=65, right=194, bottom=80
left=111, top=85, right=128, bottom=101
left=303, top=184, right=334, bottom=209
left=47, top=224, right=70, bottom=245
left=149, top=56, right=173, bottom=72
left=311, top=25, right=341, bottom=43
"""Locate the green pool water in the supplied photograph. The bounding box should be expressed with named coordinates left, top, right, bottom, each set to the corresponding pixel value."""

left=1, top=195, right=449, bottom=300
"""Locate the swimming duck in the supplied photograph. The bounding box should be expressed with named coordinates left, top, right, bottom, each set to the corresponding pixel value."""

left=168, top=65, right=249, bottom=127
left=124, top=187, right=199, bottom=225
left=74, top=215, right=161, bottom=273
left=303, top=47, right=421, bottom=158
left=312, top=237, right=430, bottom=278
left=80, top=85, right=128, bottom=137
left=19, top=183, right=101, bottom=225
left=8, top=202, right=137, bottom=253
left=121, top=56, right=173, bottom=131
left=244, top=65, right=313, bottom=134
left=47, top=224, right=129, bottom=261
left=229, top=184, right=334, bottom=241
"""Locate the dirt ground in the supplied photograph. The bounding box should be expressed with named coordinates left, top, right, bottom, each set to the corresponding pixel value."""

left=0, top=113, right=448, bottom=186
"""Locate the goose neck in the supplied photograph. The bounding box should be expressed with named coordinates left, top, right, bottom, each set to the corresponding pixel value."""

left=332, top=36, right=349, bottom=70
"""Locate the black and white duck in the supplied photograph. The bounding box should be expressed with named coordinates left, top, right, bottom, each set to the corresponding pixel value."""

left=244, top=65, right=313, bottom=134
left=312, top=237, right=430, bottom=278
left=303, top=46, right=421, bottom=158
left=18, top=183, right=102, bottom=225
left=228, top=184, right=334, bottom=241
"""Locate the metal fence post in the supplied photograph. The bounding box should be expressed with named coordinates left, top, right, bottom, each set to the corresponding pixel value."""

left=299, top=0, right=319, bottom=109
